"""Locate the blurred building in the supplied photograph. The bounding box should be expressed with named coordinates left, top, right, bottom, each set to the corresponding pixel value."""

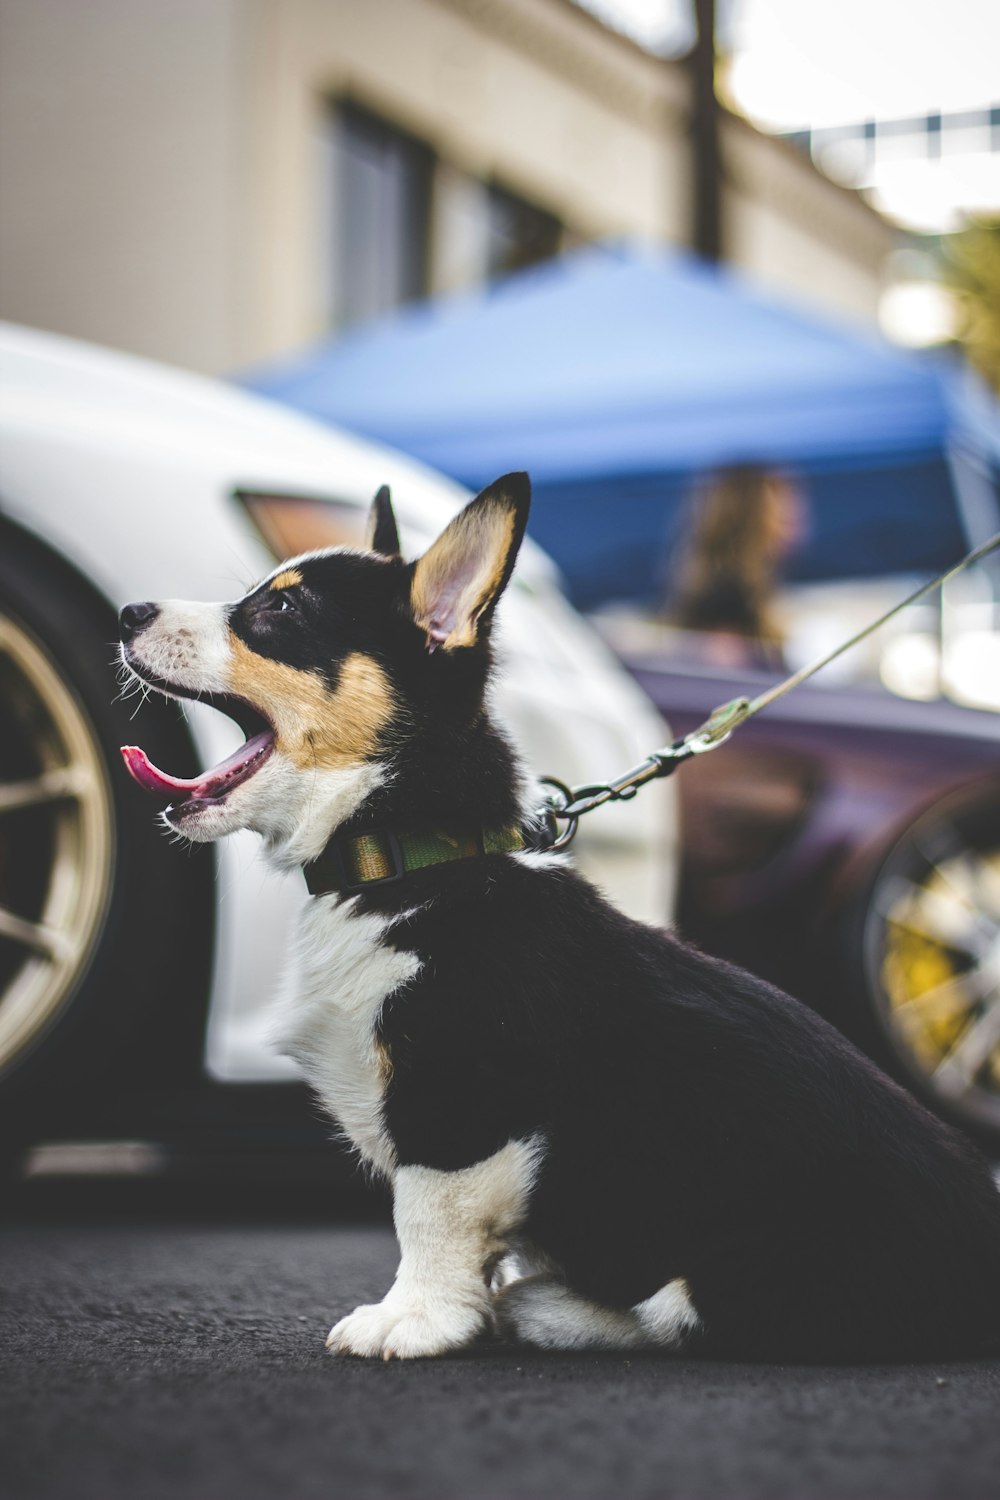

left=0, top=0, right=897, bottom=375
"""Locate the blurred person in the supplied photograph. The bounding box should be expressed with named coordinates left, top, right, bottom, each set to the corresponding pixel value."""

left=666, top=465, right=806, bottom=669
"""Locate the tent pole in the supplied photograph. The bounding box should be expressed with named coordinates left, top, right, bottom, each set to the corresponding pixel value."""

left=689, top=0, right=723, bottom=262
left=943, top=443, right=1000, bottom=691
left=946, top=443, right=1000, bottom=555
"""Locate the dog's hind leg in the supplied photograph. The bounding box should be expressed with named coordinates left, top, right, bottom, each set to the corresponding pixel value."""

left=495, top=1274, right=701, bottom=1352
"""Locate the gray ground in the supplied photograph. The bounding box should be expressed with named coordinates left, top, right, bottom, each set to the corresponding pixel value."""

left=2, top=1211, right=999, bottom=1500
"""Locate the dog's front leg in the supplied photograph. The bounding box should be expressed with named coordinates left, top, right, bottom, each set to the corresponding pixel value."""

left=327, top=1137, right=540, bottom=1360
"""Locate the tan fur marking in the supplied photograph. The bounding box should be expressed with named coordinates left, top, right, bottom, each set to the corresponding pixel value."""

left=228, top=638, right=396, bottom=770
left=268, top=568, right=304, bottom=592
left=373, top=1037, right=394, bottom=1086
left=411, top=502, right=517, bottom=650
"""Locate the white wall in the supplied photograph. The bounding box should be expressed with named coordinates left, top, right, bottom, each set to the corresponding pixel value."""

left=0, top=0, right=243, bottom=372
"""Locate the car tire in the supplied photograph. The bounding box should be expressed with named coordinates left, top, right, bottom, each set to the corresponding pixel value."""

left=0, top=527, right=215, bottom=1143
left=855, top=785, right=1000, bottom=1144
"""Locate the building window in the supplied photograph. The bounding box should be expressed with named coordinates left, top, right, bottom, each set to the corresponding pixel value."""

left=328, top=101, right=434, bottom=328
left=484, top=183, right=562, bottom=279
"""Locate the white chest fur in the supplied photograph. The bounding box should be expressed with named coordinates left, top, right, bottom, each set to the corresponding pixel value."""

left=274, top=895, right=422, bottom=1179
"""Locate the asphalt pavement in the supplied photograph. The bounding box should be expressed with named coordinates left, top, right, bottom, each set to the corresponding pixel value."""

left=3, top=1204, right=999, bottom=1500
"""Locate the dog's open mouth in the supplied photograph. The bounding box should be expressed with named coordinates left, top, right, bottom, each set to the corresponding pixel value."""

left=120, top=679, right=275, bottom=816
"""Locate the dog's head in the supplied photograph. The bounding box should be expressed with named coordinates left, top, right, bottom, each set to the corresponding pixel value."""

left=118, top=473, right=529, bottom=863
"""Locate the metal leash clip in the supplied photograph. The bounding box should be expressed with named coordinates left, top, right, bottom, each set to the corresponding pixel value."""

left=680, top=696, right=751, bottom=755
left=537, top=776, right=580, bottom=850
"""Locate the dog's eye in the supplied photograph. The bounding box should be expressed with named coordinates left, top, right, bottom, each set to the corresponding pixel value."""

left=267, top=591, right=297, bottom=614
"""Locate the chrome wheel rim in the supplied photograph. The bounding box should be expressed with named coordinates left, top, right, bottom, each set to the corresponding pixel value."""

left=865, top=802, right=1000, bottom=1133
left=0, top=611, right=114, bottom=1074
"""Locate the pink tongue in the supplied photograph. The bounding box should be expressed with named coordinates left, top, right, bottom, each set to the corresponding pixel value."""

left=121, top=745, right=208, bottom=796
left=120, top=731, right=273, bottom=800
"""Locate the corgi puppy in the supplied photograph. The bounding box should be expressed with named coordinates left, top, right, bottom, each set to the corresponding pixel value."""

left=119, top=473, right=1000, bottom=1361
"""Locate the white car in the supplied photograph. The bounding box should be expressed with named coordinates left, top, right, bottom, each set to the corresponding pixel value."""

left=0, top=324, right=675, bottom=1163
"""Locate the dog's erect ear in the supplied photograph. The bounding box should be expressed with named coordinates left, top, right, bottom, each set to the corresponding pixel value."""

left=365, top=485, right=401, bottom=559
left=410, top=472, right=530, bottom=652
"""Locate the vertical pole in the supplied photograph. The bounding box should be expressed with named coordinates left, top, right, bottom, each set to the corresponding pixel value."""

left=690, top=0, right=723, bottom=261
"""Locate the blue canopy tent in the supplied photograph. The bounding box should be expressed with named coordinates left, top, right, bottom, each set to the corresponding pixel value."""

left=243, top=244, right=1000, bottom=609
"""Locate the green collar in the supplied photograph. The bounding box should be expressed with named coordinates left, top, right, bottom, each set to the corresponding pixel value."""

left=304, top=823, right=526, bottom=897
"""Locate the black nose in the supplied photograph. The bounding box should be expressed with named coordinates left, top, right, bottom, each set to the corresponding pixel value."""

left=119, top=601, right=159, bottom=642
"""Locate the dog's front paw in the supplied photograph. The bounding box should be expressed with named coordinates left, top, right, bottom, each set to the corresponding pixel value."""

left=326, top=1297, right=485, bottom=1360
left=381, top=1305, right=483, bottom=1360
left=326, top=1300, right=398, bottom=1358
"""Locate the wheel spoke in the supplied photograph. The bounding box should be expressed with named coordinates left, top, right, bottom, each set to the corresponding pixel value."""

left=951, top=850, right=1000, bottom=922
left=926, top=847, right=1000, bottom=929
left=0, top=904, right=72, bottom=961
left=878, top=876, right=990, bottom=957
left=932, top=990, right=1000, bottom=1093
left=894, top=964, right=992, bottom=1024
left=0, top=767, right=87, bottom=815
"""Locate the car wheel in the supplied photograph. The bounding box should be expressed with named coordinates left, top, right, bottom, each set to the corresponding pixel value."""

left=0, top=530, right=214, bottom=1140
left=860, top=787, right=1000, bottom=1141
